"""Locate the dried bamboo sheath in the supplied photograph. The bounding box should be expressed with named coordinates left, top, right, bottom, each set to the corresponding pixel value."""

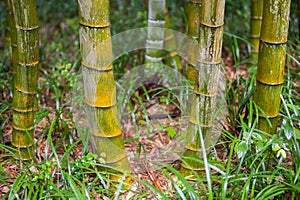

left=184, top=0, right=201, bottom=83
left=182, top=0, right=225, bottom=178
left=254, top=0, right=291, bottom=134
left=11, top=0, right=39, bottom=160
left=78, top=0, right=131, bottom=172
left=249, top=0, right=263, bottom=62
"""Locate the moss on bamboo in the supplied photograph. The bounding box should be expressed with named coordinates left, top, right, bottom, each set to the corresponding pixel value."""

left=181, top=0, right=225, bottom=179
left=11, top=0, right=39, bottom=160
left=78, top=0, right=131, bottom=173
left=253, top=0, right=291, bottom=135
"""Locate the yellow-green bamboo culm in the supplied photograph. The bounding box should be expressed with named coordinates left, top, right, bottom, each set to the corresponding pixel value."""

left=7, top=0, right=18, bottom=77
left=181, top=0, right=225, bottom=179
left=163, top=8, right=183, bottom=73
left=78, top=0, right=131, bottom=174
left=145, top=0, right=165, bottom=64
left=5, top=0, right=11, bottom=46
left=249, top=0, right=263, bottom=63
left=184, top=0, right=201, bottom=84
left=253, top=0, right=291, bottom=134
left=11, top=0, right=39, bottom=160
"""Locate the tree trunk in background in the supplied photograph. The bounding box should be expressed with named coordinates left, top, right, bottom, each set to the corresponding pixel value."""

left=11, top=0, right=39, bottom=160
left=249, top=0, right=263, bottom=64
left=181, top=0, right=225, bottom=179
left=145, top=0, right=165, bottom=64
left=78, top=0, right=131, bottom=175
left=253, top=0, right=291, bottom=134
left=184, top=0, right=201, bottom=84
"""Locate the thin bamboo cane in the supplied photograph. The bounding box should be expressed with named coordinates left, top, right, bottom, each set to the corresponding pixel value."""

left=298, top=0, right=300, bottom=41
left=253, top=0, right=291, bottom=134
left=163, top=8, right=183, bottom=73
left=145, top=0, right=165, bottom=64
left=7, top=0, right=18, bottom=76
left=78, top=0, right=131, bottom=174
left=184, top=0, right=201, bottom=84
left=5, top=0, right=11, bottom=45
left=11, top=0, right=39, bottom=160
left=181, top=0, right=225, bottom=179
left=249, top=0, right=263, bottom=63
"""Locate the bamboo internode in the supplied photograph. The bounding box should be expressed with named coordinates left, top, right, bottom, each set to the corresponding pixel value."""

left=254, top=0, right=291, bottom=134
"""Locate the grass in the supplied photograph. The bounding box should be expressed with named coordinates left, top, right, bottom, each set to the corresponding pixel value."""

left=0, top=0, right=300, bottom=199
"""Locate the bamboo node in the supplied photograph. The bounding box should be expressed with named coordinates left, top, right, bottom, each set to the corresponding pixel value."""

left=82, top=63, right=113, bottom=72
left=15, top=25, right=39, bottom=31
left=256, top=79, right=284, bottom=86
left=79, top=21, right=110, bottom=29
left=200, top=22, right=224, bottom=28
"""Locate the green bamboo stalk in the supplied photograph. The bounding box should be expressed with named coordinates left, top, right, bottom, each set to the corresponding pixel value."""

left=7, top=0, right=18, bottom=77
left=181, top=0, right=225, bottom=179
left=253, top=0, right=291, bottom=134
left=145, top=0, right=166, bottom=64
left=78, top=0, right=131, bottom=174
left=298, top=0, right=300, bottom=41
left=249, top=0, right=263, bottom=63
left=163, top=7, right=183, bottom=73
left=184, top=0, right=201, bottom=84
left=11, top=0, right=39, bottom=160
left=5, top=0, right=11, bottom=45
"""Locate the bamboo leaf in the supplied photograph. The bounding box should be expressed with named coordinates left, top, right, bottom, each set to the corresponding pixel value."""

left=236, top=141, right=248, bottom=159
left=63, top=172, right=85, bottom=199
left=8, top=173, right=25, bottom=200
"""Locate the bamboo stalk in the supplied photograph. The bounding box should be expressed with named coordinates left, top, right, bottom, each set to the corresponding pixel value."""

left=11, top=0, right=39, bottom=160
left=184, top=0, right=201, bottom=84
left=5, top=0, right=11, bottom=45
left=253, top=0, right=291, bottom=134
left=181, top=0, right=225, bottom=179
left=298, top=0, right=300, bottom=41
left=7, top=0, right=18, bottom=76
left=163, top=8, right=183, bottom=73
left=145, top=0, right=166, bottom=64
left=249, top=0, right=263, bottom=63
left=78, top=0, right=131, bottom=174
